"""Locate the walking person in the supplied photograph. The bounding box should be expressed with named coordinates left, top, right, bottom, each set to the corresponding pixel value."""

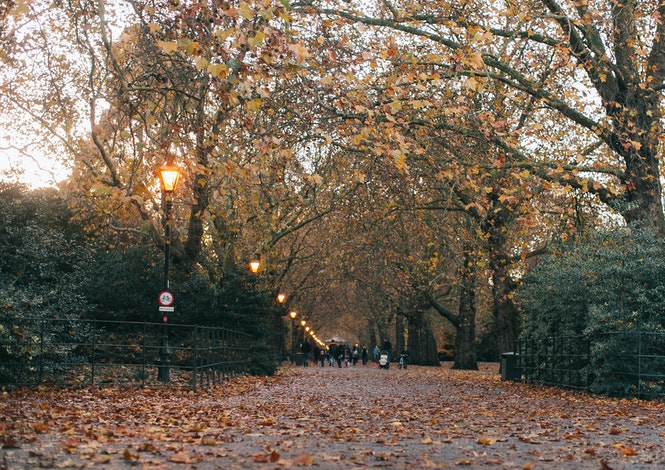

left=301, top=340, right=312, bottom=367
left=319, top=347, right=326, bottom=367
left=398, top=345, right=409, bottom=369
left=361, top=346, right=369, bottom=365
left=381, top=338, right=392, bottom=369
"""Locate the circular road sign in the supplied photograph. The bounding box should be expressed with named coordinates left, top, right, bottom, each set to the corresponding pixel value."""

left=158, top=290, right=174, bottom=307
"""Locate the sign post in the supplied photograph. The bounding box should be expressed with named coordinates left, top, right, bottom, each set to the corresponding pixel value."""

left=158, top=290, right=174, bottom=382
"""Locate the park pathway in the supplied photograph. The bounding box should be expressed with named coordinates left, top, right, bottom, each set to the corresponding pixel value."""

left=1, top=362, right=664, bottom=469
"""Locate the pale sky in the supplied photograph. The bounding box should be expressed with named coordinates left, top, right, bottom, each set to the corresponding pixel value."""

left=0, top=145, right=70, bottom=189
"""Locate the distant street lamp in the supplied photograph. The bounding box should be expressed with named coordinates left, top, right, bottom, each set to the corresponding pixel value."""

left=289, top=311, right=297, bottom=363
left=157, top=161, right=180, bottom=382
left=276, top=293, right=286, bottom=360
left=299, top=319, right=307, bottom=351
left=249, top=254, right=261, bottom=273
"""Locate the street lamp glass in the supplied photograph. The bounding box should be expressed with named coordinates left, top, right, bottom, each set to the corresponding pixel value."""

left=158, top=164, right=181, bottom=193
left=249, top=259, right=260, bottom=273
left=289, top=311, right=297, bottom=319
left=277, top=293, right=286, bottom=304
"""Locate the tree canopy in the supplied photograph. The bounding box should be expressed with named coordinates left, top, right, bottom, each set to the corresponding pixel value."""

left=2, top=0, right=665, bottom=369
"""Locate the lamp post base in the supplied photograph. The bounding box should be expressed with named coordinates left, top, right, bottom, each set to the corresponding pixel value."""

left=158, top=332, right=170, bottom=382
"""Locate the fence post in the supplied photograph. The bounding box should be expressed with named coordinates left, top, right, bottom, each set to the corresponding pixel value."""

left=39, top=318, right=45, bottom=384
left=637, top=331, right=642, bottom=399
left=141, top=322, right=147, bottom=388
left=91, top=319, right=97, bottom=386
left=192, top=325, right=198, bottom=393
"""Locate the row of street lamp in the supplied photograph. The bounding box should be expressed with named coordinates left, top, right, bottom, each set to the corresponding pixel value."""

left=155, top=160, right=323, bottom=380
left=287, top=310, right=325, bottom=363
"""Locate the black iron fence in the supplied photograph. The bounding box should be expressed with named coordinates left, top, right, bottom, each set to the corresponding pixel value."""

left=515, top=331, right=665, bottom=400
left=0, top=317, right=254, bottom=391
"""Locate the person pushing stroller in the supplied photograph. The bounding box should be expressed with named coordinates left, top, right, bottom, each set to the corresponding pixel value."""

left=378, top=338, right=392, bottom=369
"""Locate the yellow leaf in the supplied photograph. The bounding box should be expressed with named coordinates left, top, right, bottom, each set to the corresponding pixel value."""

left=10, top=0, right=30, bottom=15
left=239, top=3, right=254, bottom=19
left=207, top=63, right=228, bottom=78
left=178, top=38, right=200, bottom=54
left=92, top=455, right=111, bottom=464
left=353, top=170, right=366, bottom=184
left=246, top=98, right=263, bottom=112
left=215, top=28, right=234, bottom=41
left=289, top=43, right=311, bottom=61
left=249, top=30, right=266, bottom=48
left=477, top=437, right=500, bottom=445
left=157, top=41, right=178, bottom=54
left=464, top=76, right=482, bottom=91
left=196, top=58, right=209, bottom=71
left=394, top=154, right=408, bottom=175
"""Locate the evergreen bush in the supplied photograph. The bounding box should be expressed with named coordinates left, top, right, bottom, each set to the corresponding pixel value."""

left=518, top=227, right=665, bottom=397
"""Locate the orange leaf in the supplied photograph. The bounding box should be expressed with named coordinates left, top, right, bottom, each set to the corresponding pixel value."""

left=296, top=453, right=315, bottom=465
left=33, top=422, right=50, bottom=434
left=614, top=444, right=638, bottom=456
left=169, top=452, right=199, bottom=464
left=253, top=454, right=269, bottom=463
left=123, top=448, right=139, bottom=461
left=477, top=437, right=500, bottom=445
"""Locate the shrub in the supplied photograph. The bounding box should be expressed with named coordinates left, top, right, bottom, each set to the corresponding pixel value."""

left=517, top=227, right=665, bottom=397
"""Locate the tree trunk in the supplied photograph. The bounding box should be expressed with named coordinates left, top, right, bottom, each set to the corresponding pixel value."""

left=479, top=187, right=522, bottom=359
left=407, top=310, right=440, bottom=366
left=492, top=265, right=520, bottom=358
left=395, top=312, right=406, bottom=353
left=452, top=244, right=478, bottom=370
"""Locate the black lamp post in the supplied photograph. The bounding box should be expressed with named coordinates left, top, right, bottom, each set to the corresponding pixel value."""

left=157, top=161, right=180, bottom=382
left=276, top=293, right=286, bottom=359
left=289, top=310, right=297, bottom=363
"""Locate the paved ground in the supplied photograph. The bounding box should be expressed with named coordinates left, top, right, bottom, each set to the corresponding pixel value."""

left=1, top=362, right=664, bottom=469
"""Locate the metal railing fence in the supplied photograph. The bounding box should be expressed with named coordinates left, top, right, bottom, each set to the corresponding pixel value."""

left=515, top=331, right=665, bottom=400
left=0, top=317, right=254, bottom=391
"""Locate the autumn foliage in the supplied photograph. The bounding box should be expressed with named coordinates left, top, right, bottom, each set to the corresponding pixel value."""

left=4, top=0, right=665, bottom=375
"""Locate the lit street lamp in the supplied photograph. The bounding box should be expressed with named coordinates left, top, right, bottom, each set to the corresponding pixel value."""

left=276, top=293, right=287, bottom=360
left=249, top=254, right=261, bottom=273
left=157, top=161, right=180, bottom=382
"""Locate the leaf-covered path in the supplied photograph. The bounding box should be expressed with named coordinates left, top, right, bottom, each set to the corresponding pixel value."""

left=1, top=363, right=664, bottom=469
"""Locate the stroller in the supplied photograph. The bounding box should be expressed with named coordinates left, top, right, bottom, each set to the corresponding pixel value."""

left=378, top=350, right=390, bottom=369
